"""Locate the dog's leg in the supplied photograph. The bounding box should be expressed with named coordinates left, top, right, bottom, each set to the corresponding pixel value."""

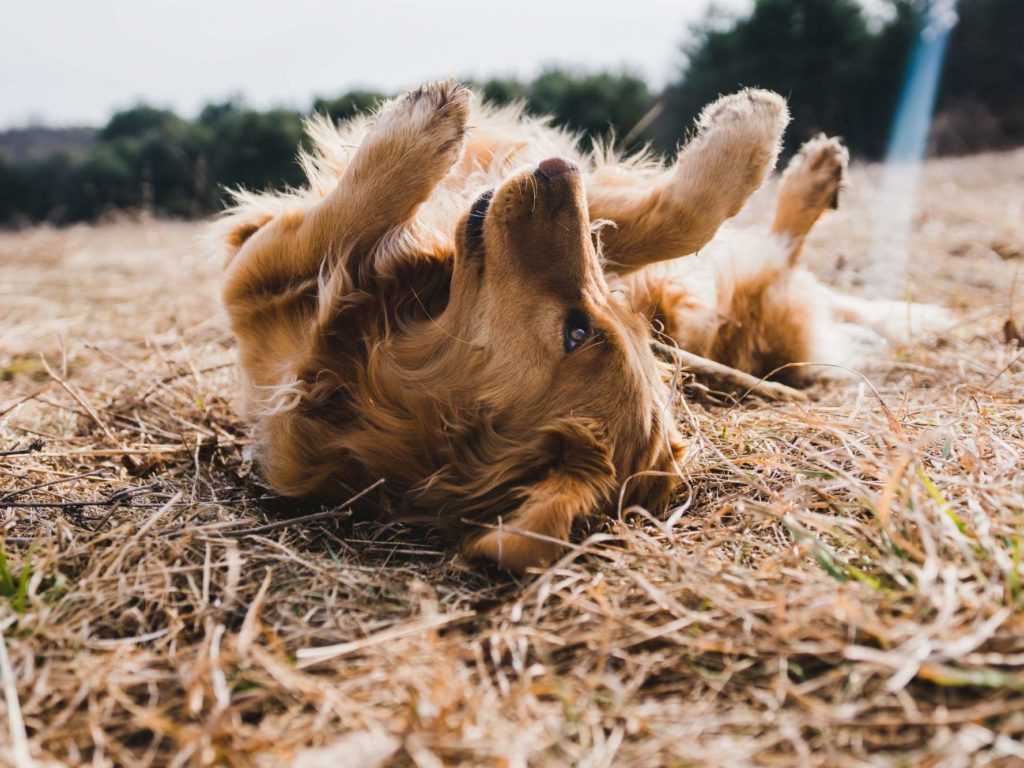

left=304, top=80, right=470, bottom=261
left=771, top=133, right=849, bottom=265
left=223, top=81, right=469, bottom=307
left=589, top=89, right=789, bottom=275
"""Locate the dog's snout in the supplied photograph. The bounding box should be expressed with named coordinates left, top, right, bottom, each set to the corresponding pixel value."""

left=536, top=157, right=578, bottom=180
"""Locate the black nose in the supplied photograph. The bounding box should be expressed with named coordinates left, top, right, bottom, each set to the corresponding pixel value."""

left=535, top=157, right=578, bottom=180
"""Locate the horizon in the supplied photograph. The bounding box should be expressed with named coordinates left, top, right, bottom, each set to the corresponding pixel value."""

left=1, top=0, right=752, bottom=130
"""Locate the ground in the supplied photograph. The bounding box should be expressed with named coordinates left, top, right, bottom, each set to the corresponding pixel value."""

left=1, top=149, right=1023, bottom=767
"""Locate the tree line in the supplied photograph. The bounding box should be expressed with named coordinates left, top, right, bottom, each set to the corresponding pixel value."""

left=0, top=0, right=1019, bottom=226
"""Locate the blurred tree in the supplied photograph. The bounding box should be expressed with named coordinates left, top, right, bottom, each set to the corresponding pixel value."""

left=98, top=105, right=182, bottom=142
left=18, top=153, right=78, bottom=223
left=99, top=108, right=209, bottom=218
left=68, top=142, right=138, bottom=219
left=2, top=3, right=1021, bottom=227
left=654, top=0, right=884, bottom=156
left=312, top=90, right=388, bottom=122
left=857, top=0, right=922, bottom=158
left=526, top=69, right=653, bottom=149
left=474, top=77, right=529, bottom=106
left=937, top=0, right=1024, bottom=150
left=198, top=99, right=242, bottom=127
left=202, top=108, right=307, bottom=202
left=0, top=156, right=27, bottom=224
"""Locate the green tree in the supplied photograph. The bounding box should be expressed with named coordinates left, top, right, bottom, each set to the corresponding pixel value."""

left=939, top=0, right=1024, bottom=149
left=475, top=77, right=529, bottom=107
left=99, top=105, right=182, bottom=142
left=0, top=156, right=28, bottom=224
left=655, top=0, right=883, bottom=156
left=19, top=153, right=78, bottom=223
left=312, top=90, right=388, bottom=123
left=202, top=108, right=306, bottom=202
left=527, top=69, right=653, bottom=148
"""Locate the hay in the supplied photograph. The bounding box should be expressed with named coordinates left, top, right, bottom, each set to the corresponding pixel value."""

left=1, top=152, right=1023, bottom=766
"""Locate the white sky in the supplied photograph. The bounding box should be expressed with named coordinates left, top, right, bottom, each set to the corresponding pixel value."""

left=0, top=0, right=749, bottom=128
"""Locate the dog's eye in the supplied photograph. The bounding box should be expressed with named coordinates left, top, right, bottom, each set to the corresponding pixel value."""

left=563, top=309, right=591, bottom=353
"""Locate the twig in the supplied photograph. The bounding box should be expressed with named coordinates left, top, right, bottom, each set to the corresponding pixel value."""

left=0, top=383, right=51, bottom=419
left=162, top=478, right=385, bottom=539
left=650, top=341, right=808, bottom=402
left=0, top=619, right=33, bottom=768
left=39, top=356, right=120, bottom=445
left=28, top=442, right=245, bottom=458
left=0, top=440, right=45, bottom=459
left=0, top=469, right=108, bottom=502
left=1, top=483, right=160, bottom=511
left=89, top=484, right=165, bottom=532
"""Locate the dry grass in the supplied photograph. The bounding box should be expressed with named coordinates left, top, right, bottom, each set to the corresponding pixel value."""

left=1, top=150, right=1023, bottom=767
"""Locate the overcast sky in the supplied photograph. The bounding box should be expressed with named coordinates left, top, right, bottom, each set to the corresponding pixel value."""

left=0, top=0, right=750, bottom=128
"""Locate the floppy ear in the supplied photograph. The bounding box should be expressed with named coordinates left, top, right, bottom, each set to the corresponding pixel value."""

left=459, top=419, right=618, bottom=573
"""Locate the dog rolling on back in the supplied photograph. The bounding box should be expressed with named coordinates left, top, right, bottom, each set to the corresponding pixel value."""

left=216, top=81, right=946, bottom=571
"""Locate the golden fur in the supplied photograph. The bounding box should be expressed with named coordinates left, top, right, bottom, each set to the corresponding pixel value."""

left=216, top=81, right=947, bottom=571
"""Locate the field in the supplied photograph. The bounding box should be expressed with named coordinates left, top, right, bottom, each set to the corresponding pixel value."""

left=1, top=149, right=1023, bottom=767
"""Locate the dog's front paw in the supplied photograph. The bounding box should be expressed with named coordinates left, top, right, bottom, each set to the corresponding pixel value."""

left=669, top=89, right=790, bottom=220
left=700, top=88, right=788, bottom=132
left=693, top=89, right=789, bottom=179
left=373, top=79, right=470, bottom=165
left=461, top=527, right=563, bottom=573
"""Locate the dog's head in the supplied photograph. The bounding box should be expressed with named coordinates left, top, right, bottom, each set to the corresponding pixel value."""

left=413, top=157, right=685, bottom=569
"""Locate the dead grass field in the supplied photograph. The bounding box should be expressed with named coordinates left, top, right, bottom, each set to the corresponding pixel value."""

left=1, top=149, right=1023, bottom=767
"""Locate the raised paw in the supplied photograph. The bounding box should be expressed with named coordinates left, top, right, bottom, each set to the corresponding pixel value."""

left=778, top=133, right=849, bottom=215
left=687, top=89, right=790, bottom=192
left=313, top=80, right=471, bottom=250
left=368, top=79, right=470, bottom=167
left=666, top=88, right=790, bottom=228
left=698, top=89, right=790, bottom=140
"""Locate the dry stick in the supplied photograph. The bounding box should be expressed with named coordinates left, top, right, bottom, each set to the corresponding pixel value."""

left=162, top=478, right=386, bottom=540
left=37, top=354, right=155, bottom=471
left=649, top=341, right=808, bottom=403
left=0, top=619, right=33, bottom=768
left=88, top=484, right=164, bottom=532
left=236, top=567, right=275, bottom=655
left=0, top=383, right=51, bottom=419
left=0, top=440, right=45, bottom=459
left=28, top=445, right=235, bottom=458
left=38, top=356, right=120, bottom=446
left=0, top=469, right=108, bottom=502
left=1, top=483, right=159, bottom=511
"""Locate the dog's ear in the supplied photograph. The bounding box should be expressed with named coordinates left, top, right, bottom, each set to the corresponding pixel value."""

left=460, top=418, right=618, bottom=572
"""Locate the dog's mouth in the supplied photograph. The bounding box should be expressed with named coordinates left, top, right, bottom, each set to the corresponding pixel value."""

left=457, top=157, right=592, bottom=298
left=465, top=188, right=494, bottom=241
left=487, top=156, right=585, bottom=226
left=464, top=157, right=579, bottom=242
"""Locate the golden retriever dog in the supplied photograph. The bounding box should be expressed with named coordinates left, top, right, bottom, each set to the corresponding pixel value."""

left=215, top=80, right=945, bottom=571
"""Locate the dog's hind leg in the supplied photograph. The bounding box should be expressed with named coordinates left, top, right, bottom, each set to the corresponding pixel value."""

left=684, top=136, right=847, bottom=379
left=223, top=81, right=469, bottom=308
left=589, top=89, right=789, bottom=275
left=771, top=134, right=849, bottom=265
